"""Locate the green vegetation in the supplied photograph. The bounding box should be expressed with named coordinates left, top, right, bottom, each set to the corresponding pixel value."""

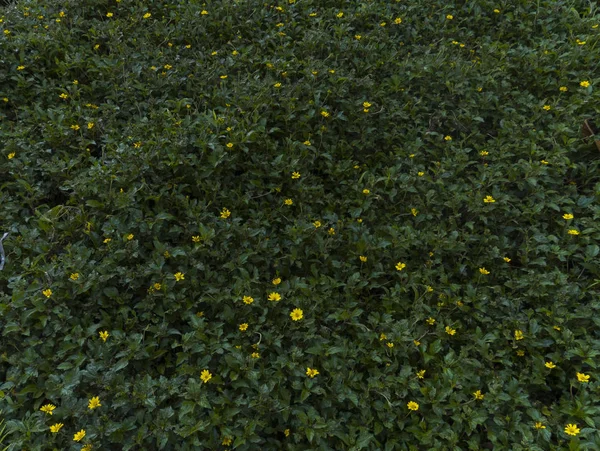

left=1, top=0, right=600, bottom=449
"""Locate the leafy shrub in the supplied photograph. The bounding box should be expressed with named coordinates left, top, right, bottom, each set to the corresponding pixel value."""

left=1, top=0, right=600, bottom=449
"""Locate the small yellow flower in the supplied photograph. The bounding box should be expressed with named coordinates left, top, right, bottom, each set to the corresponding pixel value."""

left=362, top=188, right=370, bottom=194
left=88, top=396, right=101, bottom=409
left=94, top=44, right=100, bottom=50
left=106, top=12, right=113, bottom=17
left=222, top=437, right=233, bottom=446
left=40, top=404, right=56, bottom=415
left=494, top=9, right=500, bottom=13
left=313, top=220, right=322, bottom=228
left=336, top=12, right=344, bottom=18
left=303, top=140, right=311, bottom=146
left=306, top=367, right=319, bottom=377
left=395, top=262, right=406, bottom=271
left=359, top=256, right=367, bottom=262
left=70, top=273, right=80, bottom=281
left=133, top=141, right=142, bottom=148
left=503, top=257, right=511, bottom=262
left=417, top=171, right=425, bottom=177
left=274, top=82, right=282, bottom=88
left=580, top=80, right=590, bottom=88
left=446, top=14, right=453, bottom=20
left=43, top=289, right=53, bottom=298
left=545, top=361, right=556, bottom=369
left=483, top=195, right=496, bottom=203
left=444, top=135, right=452, bottom=141
left=379, top=333, right=387, bottom=341
left=577, top=372, right=590, bottom=383
left=153, top=283, right=161, bottom=291
left=411, top=208, right=418, bottom=216
left=479, top=267, right=490, bottom=275
left=394, top=17, right=402, bottom=24
left=562, top=213, right=574, bottom=220
left=70, top=124, right=80, bottom=131
left=272, top=277, right=282, bottom=285
left=290, top=308, right=303, bottom=321
left=321, top=110, right=330, bottom=118
left=226, top=142, right=234, bottom=149
left=417, top=370, right=426, bottom=379
left=163, top=64, right=172, bottom=70
left=534, top=422, right=546, bottom=429
left=200, top=369, right=212, bottom=383
left=73, top=429, right=86, bottom=442
left=87, top=122, right=95, bottom=129
left=554, top=325, right=561, bottom=331
left=328, top=227, right=335, bottom=235
left=239, top=323, right=248, bottom=331
left=386, top=342, right=394, bottom=348
left=268, top=292, right=281, bottom=302
left=220, top=208, right=231, bottom=219
left=407, top=401, right=419, bottom=411
left=284, top=198, right=293, bottom=205
left=517, top=349, right=525, bottom=356
left=243, top=295, right=254, bottom=305
left=220, top=75, right=228, bottom=79
left=16, top=65, right=25, bottom=71
left=126, top=234, right=134, bottom=240
left=99, top=330, right=109, bottom=342
left=143, top=12, right=151, bottom=19
left=284, top=428, right=290, bottom=436
left=473, top=390, right=484, bottom=400
left=559, top=86, right=568, bottom=92
left=49, top=423, right=64, bottom=433
left=565, top=424, right=580, bottom=436
left=568, top=229, right=580, bottom=235
left=192, top=235, right=200, bottom=242
left=445, top=326, right=456, bottom=336
left=543, top=105, right=551, bottom=111
left=251, top=352, right=260, bottom=359
left=292, top=171, right=301, bottom=179
left=426, top=317, right=436, bottom=325
left=413, top=339, right=421, bottom=346
left=514, top=330, right=524, bottom=341
left=174, top=272, right=185, bottom=282
left=201, top=10, right=208, bottom=15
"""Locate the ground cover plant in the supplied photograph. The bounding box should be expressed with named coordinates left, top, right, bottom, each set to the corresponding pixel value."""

left=1, top=0, right=600, bottom=449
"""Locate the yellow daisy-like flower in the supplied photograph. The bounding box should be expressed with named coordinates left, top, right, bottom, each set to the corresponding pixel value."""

left=268, top=292, right=281, bottom=302
left=251, top=352, right=260, bottom=359
left=313, top=220, right=322, bottom=228
left=417, top=171, right=425, bottom=177
left=534, top=422, right=546, bottom=429
left=49, top=423, right=64, bottom=433
left=274, top=82, right=282, bottom=88
left=243, top=295, right=254, bottom=305
left=174, top=272, right=185, bottom=282
left=43, top=289, right=53, bottom=298
left=568, top=229, right=580, bottom=235
left=494, top=9, right=500, bottom=13
left=483, top=195, right=495, bottom=203
left=444, top=135, right=452, bottom=141
left=562, top=213, right=574, bottom=220
left=73, top=429, right=86, bottom=442
left=446, top=14, right=453, bottom=20
left=386, top=342, right=394, bottom=348
left=394, top=17, right=402, bottom=24
left=284, top=428, right=290, bottom=436
left=559, top=86, right=568, bottom=92
left=239, top=323, right=248, bottom=331
left=473, top=390, right=484, bottom=400
left=503, top=257, right=511, bottom=262
left=417, top=370, right=426, bottom=379
left=336, top=12, right=344, bottom=18
left=479, top=267, right=490, bottom=275
left=445, top=326, right=456, bottom=336
left=407, top=401, right=419, bottom=411
left=545, top=361, right=556, bottom=369
left=17, top=65, right=25, bottom=71
left=543, top=105, right=551, bottom=111
left=88, top=396, right=101, bottom=409
left=306, top=367, right=319, bottom=377
left=99, top=331, right=109, bottom=342
left=292, top=171, right=301, bottom=179
left=395, top=262, right=406, bottom=271
left=359, top=256, right=367, bottom=262
left=222, top=437, right=233, bottom=446
left=70, top=124, right=80, bottom=131
left=70, top=273, right=80, bottom=281
left=87, top=122, right=94, bottom=129
left=272, top=278, right=281, bottom=285
left=200, top=369, right=212, bottom=383
left=126, top=233, right=134, bottom=240
left=226, top=142, right=234, bottom=149
left=321, top=110, right=330, bottom=118
left=565, top=424, right=580, bottom=436
left=143, top=12, right=151, bottom=19
left=284, top=199, right=293, bottom=205
left=192, top=235, right=201, bottom=242
left=426, top=317, right=436, bottom=325
left=106, top=12, right=113, bottom=17
left=362, top=188, right=370, bottom=194
left=328, top=227, right=335, bottom=235
left=411, top=208, right=418, bottom=216
left=580, top=80, right=590, bottom=88
left=290, top=308, right=303, bottom=321
left=40, top=404, right=56, bottom=415
left=577, top=372, right=590, bottom=383
left=514, top=330, right=524, bottom=340
left=414, top=339, right=421, bottom=346
left=220, top=208, right=231, bottom=219
left=303, top=140, right=311, bottom=146
left=517, top=349, right=525, bottom=356
left=363, top=101, right=371, bottom=108
left=201, top=10, right=208, bottom=15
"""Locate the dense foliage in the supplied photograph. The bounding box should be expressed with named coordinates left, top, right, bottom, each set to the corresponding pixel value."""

left=1, top=0, right=600, bottom=449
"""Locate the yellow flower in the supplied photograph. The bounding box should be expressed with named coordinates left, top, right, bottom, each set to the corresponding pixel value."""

left=479, top=150, right=489, bottom=156
left=413, top=339, right=420, bottom=346
left=517, top=349, right=525, bottom=356
left=446, top=14, right=453, bottom=20
left=534, top=422, right=546, bottom=429
left=192, top=235, right=200, bottom=242
left=563, top=213, right=574, bottom=220
left=426, top=317, right=436, bottom=325
left=201, top=10, right=208, bottom=15
left=143, top=12, right=151, bottom=19
left=514, top=330, right=524, bottom=340
left=417, top=370, right=426, bottom=379
left=133, top=141, right=142, bottom=148
left=559, top=86, right=568, bottom=92
left=284, top=199, right=293, bottom=205
left=40, top=404, right=56, bottom=415
left=444, top=135, right=452, bottom=141
left=106, top=12, right=113, bottom=17
left=173, top=272, right=185, bottom=282
left=568, top=229, right=580, bottom=235
left=565, top=424, right=580, bottom=436
left=394, top=17, right=402, bottom=24
left=73, top=429, right=86, bottom=442
left=306, top=367, right=319, bottom=377
left=379, top=333, right=387, bottom=341
left=274, top=82, right=282, bottom=88
left=359, top=256, right=367, bottom=262
left=494, top=9, right=500, bottom=13
left=43, top=289, right=53, bottom=298
left=87, top=122, right=95, bottom=129
left=554, top=325, right=561, bottom=331
left=328, top=227, right=335, bottom=235
left=220, top=75, right=228, bottom=79
left=417, top=171, right=425, bottom=177
left=303, top=140, right=311, bottom=146
left=473, top=390, right=484, bottom=400
left=292, top=171, right=301, bottom=179
left=290, top=308, right=303, bottom=321
left=407, top=401, right=419, bottom=411
left=580, top=80, right=590, bottom=88
left=49, top=423, right=64, bottom=433
left=222, top=437, right=233, bottom=446
left=70, top=273, right=80, bottom=281
left=126, top=234, right=134, bottom=240
left=483, top=195, right=496, bottom=203
left=503, top=257, right=511, bottom=262
left=577, top=372, right=590, bottom=383
left=239, top=323, right=248, bottom=331
left=445, top=326, right=456, bottom=336
left=220, top=208, right=231, bottom=219
left=16, top=65, right=25, bottom=71
left=226, top=142, right=234, bottom=149
left=251, top=352, right=260, bottom=359
left=545, top=361, right=556, bottom=369
left=321, top=110, right=330, bottom=118
left=543, top=105, right=551, bottom=111
left=272, top=277, right=282, bottom=285
left=336, top=12, right=344, bottom=18
left=153, top=283, right=161, bottom=290
left=362, top=188, right=370, bottom=194
left=313, top=220, right=322, bottom=228
left=99, top=331, right=109, bottom=342
left=479, top=267, right=490, bottom=275
left=88, top=396, right=101, bottom=409
left=284, top=428, right=290, bottom=436
left=200, top=369, right=212, bottom=383
left=386, top=342, right=394, bottom=348
left=395, top=262, right=406, bottom=271
left=243, top=295, right=254, bottom=305
left=268, top=292, right=282, bottom=302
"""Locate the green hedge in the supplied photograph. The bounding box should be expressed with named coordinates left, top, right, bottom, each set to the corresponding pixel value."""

left=1, top=0, right=600, bottom=449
